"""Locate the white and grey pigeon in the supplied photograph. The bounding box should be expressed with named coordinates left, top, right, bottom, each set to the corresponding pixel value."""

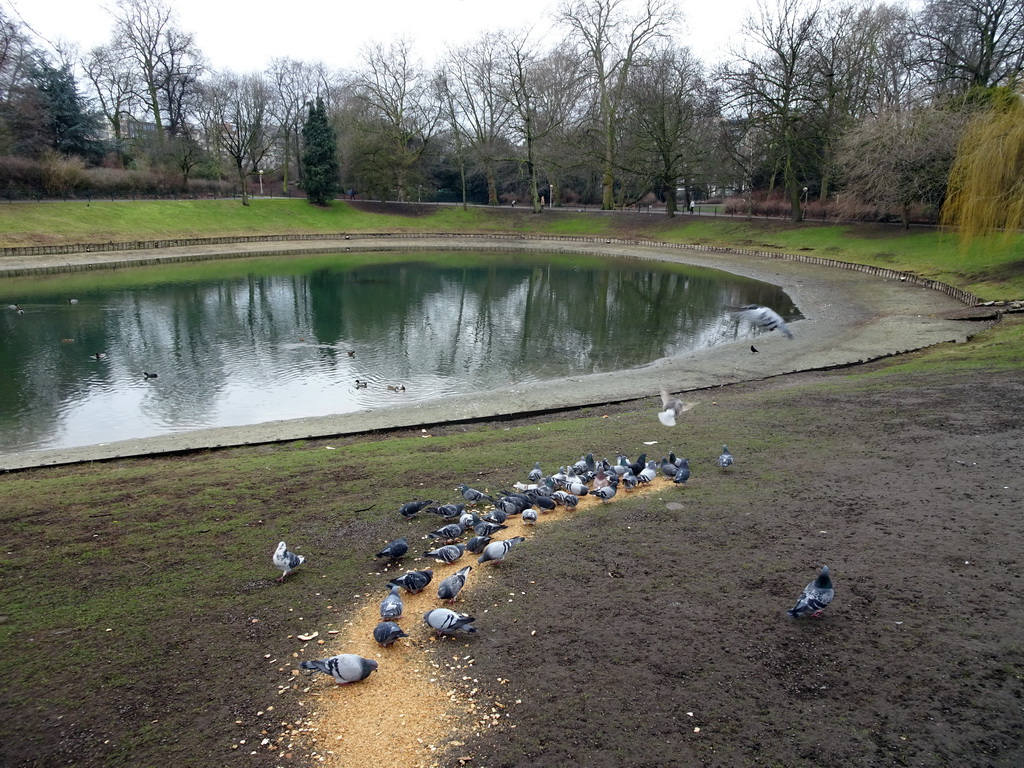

left=423, top=607, right=477, bottom=635
left=528, top=461, right=543, bottom=483
left=658, top=388, right=698, bottom=427
left=423, top=543, right=467, bottom=564
left=477, top=536, right=526, bottom=565
left=787, top=565, right=835, bottom=618
left=717, top=445, right=734, bottom=470
left=300, top=654, right=378, bottom=685
left=730, top=304, right=794, bottom=339
left=638, top=460, right=658, bottom=484
left=380, top=585, right=404, bottom=620
left=522, top=507, right=538, bottom=524
left=273, top=541, right=305, bottom=582
left=373, top=621, right=409, bottom=647
left=437, top=565, right=472, bottom=603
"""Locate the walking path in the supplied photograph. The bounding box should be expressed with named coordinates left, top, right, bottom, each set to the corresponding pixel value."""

left=0, top=236, right=990, bottom=471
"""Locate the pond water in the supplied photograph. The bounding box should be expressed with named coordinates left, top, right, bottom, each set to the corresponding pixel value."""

left=0, top=251, right=800, bottom=452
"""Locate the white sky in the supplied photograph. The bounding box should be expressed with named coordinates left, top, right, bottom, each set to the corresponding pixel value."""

left=7, top=0, right=756, bottom=73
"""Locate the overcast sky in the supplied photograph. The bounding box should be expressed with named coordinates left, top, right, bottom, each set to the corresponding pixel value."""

left=7, top=0, right=756, bottom=73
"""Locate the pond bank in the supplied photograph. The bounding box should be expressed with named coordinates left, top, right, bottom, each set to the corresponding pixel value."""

left=0, top=236, right=991, bottom=471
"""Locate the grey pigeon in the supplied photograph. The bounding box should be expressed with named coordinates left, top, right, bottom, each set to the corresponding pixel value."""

left=658, top=388, right=697, bottom=427
left=593, top=484, right=617, bottom=501
left=522, top=507, right=538, bottom=524
left=717, top=445, right=734, bottom=470
left=437, top=565, right=472, bottom=603
left=423, top=608, right=477, bottom=635
left=551, top=491, right=579, bottom=509
left=398, top=499, right=434, bottom=518
left=273, top=541, right=305, bottom=582
left=787, top=565, right=835, bottom=618
left=465, top=535, right=492, bottom=554
left=528, top=462, right=543, bottom=482
left=373, top=621, right=408, bottom=647
left=458, top=484, right=493, bottom=504
left=673, top=459, right=691, bottom=484
left=375, top=537, right=409, bottom=560
left=424, top=543, right=467, bottom=564
left=478, top=536, right=526, bottom=565
left=300, top=654, right=378, bottom=684
left=730, top=304, right=794, bottom=338
left=638, top=460, right=658, bottom=484
left=428, top=523, right=465, bottom=541
left=474, top=520, right=508, bottom=537
left=387, top=568, right=433, bottom=594
left=380, top=585, right=404, bottom=620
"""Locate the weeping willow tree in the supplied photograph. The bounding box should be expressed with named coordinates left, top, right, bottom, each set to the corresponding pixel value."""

left=942, top=92, right=1024, bottom=241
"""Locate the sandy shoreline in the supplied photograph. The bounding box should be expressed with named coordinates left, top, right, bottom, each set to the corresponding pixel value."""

left=0, top=236, right=990, bottom=470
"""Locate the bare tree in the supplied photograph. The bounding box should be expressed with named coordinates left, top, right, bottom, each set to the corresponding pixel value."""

left=268, top=57, right=339, bottom=192
left=723, top=0, right=821, bottom=221
left=441, top=33, right=516, bottom=205
left=620, top=44, right=719, bottom=215
left=111, top=0, right=174, bottom=139
left=201, top=70, right=275, bottom=206
left=836, top=104, right=969, bottom=227
left=351, top=38, right=440, bottom=200
left=913, top=0, right=1024, bottom=93
left=81, top=42, right=138, bottom=154
left=560, top=0, right=679, bottom=209
left=154, top=26, right=204, bottom=139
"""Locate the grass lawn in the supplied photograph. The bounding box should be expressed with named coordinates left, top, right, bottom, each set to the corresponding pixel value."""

left=1, top=199, right=1021, bottom=299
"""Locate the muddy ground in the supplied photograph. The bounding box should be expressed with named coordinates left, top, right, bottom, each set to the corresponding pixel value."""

left=1, top=359, right=1021, bottom=768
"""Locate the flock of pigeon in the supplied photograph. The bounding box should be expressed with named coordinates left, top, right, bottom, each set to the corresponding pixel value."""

left=272, top=303, right=832, bottom=686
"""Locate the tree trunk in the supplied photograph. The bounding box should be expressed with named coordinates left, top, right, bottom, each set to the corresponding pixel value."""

left=236, top=160, right=249, bottom=206
left=486, top=165, right=498, bottom=206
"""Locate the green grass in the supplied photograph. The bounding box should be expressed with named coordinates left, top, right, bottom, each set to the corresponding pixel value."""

left=2, top=200, right=1021, bottom=298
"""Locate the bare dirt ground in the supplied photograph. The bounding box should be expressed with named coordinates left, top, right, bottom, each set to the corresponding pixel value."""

left=444, top=366, right=1024, bottom=768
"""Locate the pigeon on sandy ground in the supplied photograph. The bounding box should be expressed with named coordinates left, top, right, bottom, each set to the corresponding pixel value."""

left=522, top=507, right=539, bottom=524
left=673, top=459, right=691, bottom=484
left=373, top=621, right=408, bottom=647
left=423, top=608, right=477, bottom=635
left=423, top=543, right=467, bottom=563
left=638, top=460, right=658, bottom=484
left=300, top=654, right=378, bottom=684
left=380, top=585, right=404, bottom=620
left=428, top=523, right=466, bottom=541
left=730, top=304, right=794, bottom=338
left=593, top=484, right=617, bottom=501
left=273, top=541, right=305, bottom=582
left=787, top=565, right=835, bottom=618
left=375, top=537, right=409, bottom=561
left=465, top=535, right=492, bottom=554
left=437, top=566, right=472, bottom=603
left=717, top=445, right=734, bottom=470
left=658, top=388, right=698, bottom=427
left=387, top=568, right=434, bottom=594
left=478, top=536, right=526, bottom=564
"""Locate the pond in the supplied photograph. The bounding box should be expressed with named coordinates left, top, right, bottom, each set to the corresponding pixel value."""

left=0, top=250, right=800, bottom=453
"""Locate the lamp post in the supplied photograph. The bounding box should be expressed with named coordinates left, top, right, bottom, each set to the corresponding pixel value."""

left=258, top=169, right=264, bottom=196
left=801, top=186, right=808, bottom=220
left=549, top=183, right=553, bottom=208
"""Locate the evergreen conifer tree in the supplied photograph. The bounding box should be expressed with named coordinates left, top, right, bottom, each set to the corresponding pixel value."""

left=301, top=97, right=339, bottom=205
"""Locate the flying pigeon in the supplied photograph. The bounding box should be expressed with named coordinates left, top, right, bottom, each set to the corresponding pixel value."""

left=373, top=621, right=408, bottom=647
left=730, top=304, right=794, bottom=338
left=423, top=608, right=477, bottom=635
left=273, top=541, right=305, bottom=582
left=478, top=536, right=526, bottom=565
left=458, top=484, right=493, bottom=504
left=787, top=565, right=835, bottom=618
left=658, top=388, right=697, bottom=427
left=423, top=543, right=467, bottom=564
left=437, top=565, right=472, bottom=603
left=398, top=499, right=435, bottom=518
left=380, top=585, right=404, bottom=620
left=717, top=445, right=734, bottom=470
left=375, top=537, right=409, bottom=561
left=300, top=654, right=378, bottom=684
left=386, top=568, right=434, bottom=594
